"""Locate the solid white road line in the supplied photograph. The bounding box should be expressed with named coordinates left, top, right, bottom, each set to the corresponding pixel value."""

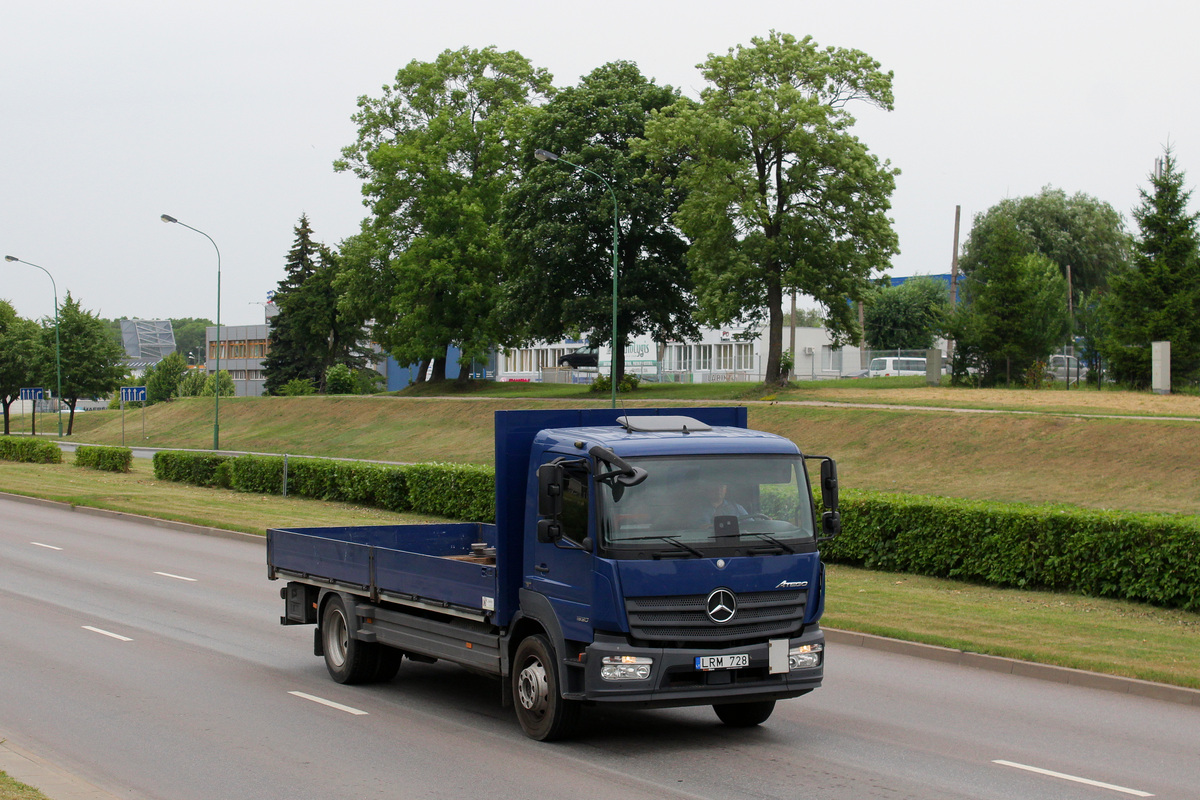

left=30, top=542, right=62, bottom=550
left=993, top=760, right=1154, bottom=797
left=288, top=691, right=369, bottom=716
left=82, top=626, right=133, bottom=642
left=153, top=571, right=198, bottom=582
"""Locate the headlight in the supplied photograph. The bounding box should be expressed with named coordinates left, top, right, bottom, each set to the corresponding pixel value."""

left=600, top=655, right=652, bottom=681
left=789, top=642, right=823, bottom=670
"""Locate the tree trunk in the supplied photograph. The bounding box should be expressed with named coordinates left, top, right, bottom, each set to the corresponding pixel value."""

left=414, top=359, right=429, bottom=383
left=765, top=269, right=785, bottom=384
left=67, top=399, right=77, bottom=436
left=430, top=356, right=447, bottom=383
left=2, top=400, right=10, bottom=435
left=453, top=360, right=471, bottom=387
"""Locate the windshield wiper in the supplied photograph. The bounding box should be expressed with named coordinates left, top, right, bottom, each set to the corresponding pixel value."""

left=738, top=531, right=796, bottom=554
left=618, top=534, right=704, bottom=558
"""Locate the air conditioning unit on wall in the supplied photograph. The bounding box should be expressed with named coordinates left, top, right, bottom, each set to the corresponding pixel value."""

left=803, top=346, right=815, bottom=355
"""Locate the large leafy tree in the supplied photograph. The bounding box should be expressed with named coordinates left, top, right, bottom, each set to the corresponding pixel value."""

left=45, top=293, right=128, bottom=434
left=0, top=300, right=45, bottom=435
left=1101, top=148, right=1200, bottom=388
left=959, top=187, right=1130, bottom=308
left=638, top=31, right=900, bottom=384
left=948, top=216, right=1070, bottom=385
left=144, top=351, right=188, bottom=404
left=336, top=46, right=552, bottom=383
left=264, top=215, right=369, bottom=394
left=864, top=277, right=950, bottom=351
left=499, top=61, right=696, bottom=378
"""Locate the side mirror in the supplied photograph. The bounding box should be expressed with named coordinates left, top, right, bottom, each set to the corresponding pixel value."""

left=537, top=462, right=564, bottom=518
left=820, top=459, right=839, bottom=512
left=537, top=518, right=562, bottom=544
left=819, top=510, right=841, bottom=541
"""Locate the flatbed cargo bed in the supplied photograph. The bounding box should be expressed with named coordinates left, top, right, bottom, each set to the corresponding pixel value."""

left=267, top=523, right=499, bottom=619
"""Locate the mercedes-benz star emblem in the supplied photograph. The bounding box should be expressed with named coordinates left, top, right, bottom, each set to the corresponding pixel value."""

left=706, top=588, right=737, bottom=624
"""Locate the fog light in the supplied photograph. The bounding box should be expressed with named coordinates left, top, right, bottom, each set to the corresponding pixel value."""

left=600, top=655, right=652, bottom=681
left=789, top=642, right=823, bottom=670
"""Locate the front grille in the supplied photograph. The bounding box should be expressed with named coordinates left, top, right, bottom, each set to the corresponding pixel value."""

left=625, top=590, right=805, bottom=646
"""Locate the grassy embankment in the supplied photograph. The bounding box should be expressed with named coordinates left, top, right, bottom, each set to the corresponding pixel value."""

left=3, top=380, right=1198, bottom=689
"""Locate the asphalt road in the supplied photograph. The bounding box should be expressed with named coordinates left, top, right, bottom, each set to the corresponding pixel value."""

left=2, top=497, right=1197, bottom=800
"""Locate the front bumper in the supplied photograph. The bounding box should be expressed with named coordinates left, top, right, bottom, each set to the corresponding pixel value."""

left=568, top=625, right=825, bottom=709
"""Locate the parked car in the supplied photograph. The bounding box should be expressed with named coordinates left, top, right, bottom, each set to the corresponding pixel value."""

left=558, top=346, right=598, bottom=369
left=868, top=357, right=926, bottom=377
left=1046, top=355, right=1088, bottom=383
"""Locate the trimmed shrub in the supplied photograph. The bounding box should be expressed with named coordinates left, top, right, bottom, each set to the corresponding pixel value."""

left=152, top=451, right=234, bottom=487
left=75, top=445, right=133, bottom=473
left=0, top=436, right=62, bottom=464
left=823, top=489, right=1200, bottom=612
left=404, top=462, right=495, bottom=522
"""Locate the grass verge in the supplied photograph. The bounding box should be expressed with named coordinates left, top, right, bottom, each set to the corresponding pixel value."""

left=0, top=771, right=48, bottom=800
left=1, top=459, right=1197, bottom=690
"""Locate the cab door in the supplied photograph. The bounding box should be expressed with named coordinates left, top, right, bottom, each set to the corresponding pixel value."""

left=528, top=455, right=595, bottom=642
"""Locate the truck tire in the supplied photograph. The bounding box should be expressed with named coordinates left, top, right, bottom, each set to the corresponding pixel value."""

left=373, top=646, right=403, bottom=683
left=321, top=595, right=379, bottom=685
left=713, top=700, right=776, bottom=727
left=512, top=635, right=579, bottom=741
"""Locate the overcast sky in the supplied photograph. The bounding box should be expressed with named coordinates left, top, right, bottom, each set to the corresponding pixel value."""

left=3, top=0, right=1197, bottom=326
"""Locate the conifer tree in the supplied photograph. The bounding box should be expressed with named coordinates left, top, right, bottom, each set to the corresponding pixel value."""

left=1102, top=148, right=1200, bottom=388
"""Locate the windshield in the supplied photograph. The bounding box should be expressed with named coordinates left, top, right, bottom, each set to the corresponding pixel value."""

left=598, top=455, right=815, bottom=557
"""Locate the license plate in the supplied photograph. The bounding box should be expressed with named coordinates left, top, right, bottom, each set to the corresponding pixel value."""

left=695, top=653, right=749, bottom=671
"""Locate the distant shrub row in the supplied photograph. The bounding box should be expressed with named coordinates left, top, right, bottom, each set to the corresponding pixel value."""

left=0, top=436, right=62, bottom=464
left=822, top=490, right=1200, bottom=613
left=151, top=451, right=495, bottom=523
left=74, top=445, right=133, bottom=473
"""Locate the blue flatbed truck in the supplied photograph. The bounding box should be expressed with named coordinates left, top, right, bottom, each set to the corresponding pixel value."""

left=267, top=407, right=840, bottom=740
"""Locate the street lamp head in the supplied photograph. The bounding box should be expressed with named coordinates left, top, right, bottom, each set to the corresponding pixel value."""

left=4, top=255, right=18, bottom=262
left=160, top=214, right=178, bottom=224
left=534, top=149, right=559, bottom=162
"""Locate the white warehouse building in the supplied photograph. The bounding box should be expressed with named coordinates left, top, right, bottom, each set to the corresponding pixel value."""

left=495, top=322, right=864, bottom=384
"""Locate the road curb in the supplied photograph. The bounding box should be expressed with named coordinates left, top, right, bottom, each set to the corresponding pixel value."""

left=0, top=491, right=264, bottom=544
left=824, top=628, right=1200, bottom=707
left=0, top=733, right=124, bottom=800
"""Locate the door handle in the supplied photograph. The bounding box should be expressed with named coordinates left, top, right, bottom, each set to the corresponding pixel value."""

left=534, top=563, right=550, bottom=574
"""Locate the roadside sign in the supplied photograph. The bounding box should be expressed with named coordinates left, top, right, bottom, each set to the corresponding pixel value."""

left=20, top=387, right=44, bottom=401
left=121, top=387, right=147, bottom=403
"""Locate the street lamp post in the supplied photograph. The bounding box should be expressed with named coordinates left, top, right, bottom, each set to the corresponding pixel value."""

left=534, top=148, right=620, bottom=409
left=160, top=214, right=222, bottom=450
left=4, top=255, right=63, bottom=436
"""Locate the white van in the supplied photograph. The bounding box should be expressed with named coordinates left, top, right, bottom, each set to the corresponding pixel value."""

left=868, top=357, right=926, bottom=377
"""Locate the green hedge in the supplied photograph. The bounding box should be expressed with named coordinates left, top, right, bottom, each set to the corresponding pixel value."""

left=151, top=451, right=234, bottom=487
left=152, top=451, right=491, bottom=522
left=74, top=445, right=133, bottom=473
left=823, top=489, right=1200, bottom=612
left=0, top=436, right=62, bottom=464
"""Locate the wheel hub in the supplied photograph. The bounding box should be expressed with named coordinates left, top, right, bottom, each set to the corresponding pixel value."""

left=517, top=660, right=549, bottom=715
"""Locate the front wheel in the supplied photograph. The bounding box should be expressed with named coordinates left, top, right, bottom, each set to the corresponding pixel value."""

left=512, top=635, right=579, bottom=741
left=713, top=700, right=776, bottom=727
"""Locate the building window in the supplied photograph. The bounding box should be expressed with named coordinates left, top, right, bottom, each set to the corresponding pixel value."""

left=696, top=345, right=712, bottom=372
left=715, top=344, right=734, bottom=371
left=735, top=343, right=754, bottom=371
left=822, top=345, right=843, bottom=372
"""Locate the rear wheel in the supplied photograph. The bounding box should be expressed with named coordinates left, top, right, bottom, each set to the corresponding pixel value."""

left=512, top=635, right=579, bottom=741
left=713, top=700, right=776, bottom=727
left=373, top=646, right=403, bottom=682
left=321, top=595, right=379, bottom=684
